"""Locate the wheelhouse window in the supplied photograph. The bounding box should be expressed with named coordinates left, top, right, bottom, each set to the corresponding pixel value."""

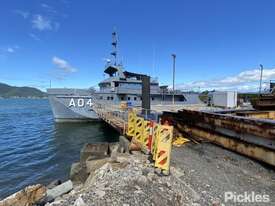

left=128, top=97, right=131, bottom=100
left=134, top=97, right=137, bottom=101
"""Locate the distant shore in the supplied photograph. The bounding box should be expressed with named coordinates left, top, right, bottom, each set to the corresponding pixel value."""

left=0, top=96, right=47, bottom=99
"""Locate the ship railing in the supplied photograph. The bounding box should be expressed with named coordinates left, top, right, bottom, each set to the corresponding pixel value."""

left=92, top=101, right=161, bottom=131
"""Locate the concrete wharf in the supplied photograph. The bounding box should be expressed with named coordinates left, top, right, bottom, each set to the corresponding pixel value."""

left=93, top=102, right=275, bottom=168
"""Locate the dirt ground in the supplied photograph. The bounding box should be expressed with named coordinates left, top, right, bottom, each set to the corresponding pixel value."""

left=171, top=142, right=275, bottom=206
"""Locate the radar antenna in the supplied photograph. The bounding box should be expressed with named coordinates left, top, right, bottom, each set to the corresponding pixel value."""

left=111, top=31, right=118, bottom=65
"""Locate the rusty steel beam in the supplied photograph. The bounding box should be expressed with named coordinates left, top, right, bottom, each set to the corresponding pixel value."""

left=162, top=109, right=275, bottom=167
left=177, top=123, right=275, bottom=167
left=174, top=109, right=275, bottom=140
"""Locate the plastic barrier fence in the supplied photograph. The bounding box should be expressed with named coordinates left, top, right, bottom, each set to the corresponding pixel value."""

left=127, top=111, right=136, bottom=137
left=127, top=111, right=173, bottom=174
left=154, top=125, right=173, bottom=173
left=134, top=116, right=144, bottom=143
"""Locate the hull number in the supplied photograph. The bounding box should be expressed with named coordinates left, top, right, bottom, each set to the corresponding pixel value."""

left=69, top=98, right=93, bottom=107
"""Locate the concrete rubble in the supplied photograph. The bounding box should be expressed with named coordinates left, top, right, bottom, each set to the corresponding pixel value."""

left=44, top=147, right=196, bottom=206
left=0, top=184, right=46, bottom=206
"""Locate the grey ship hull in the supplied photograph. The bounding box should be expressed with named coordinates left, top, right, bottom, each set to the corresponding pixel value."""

left=47, top=88, right=99, bottom=122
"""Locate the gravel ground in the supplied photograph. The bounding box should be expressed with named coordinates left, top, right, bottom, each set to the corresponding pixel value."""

left=45, top=142, right=275, bottom=206
left=171, top=142, right=275, bottom=205
left=46, top=152, right=197, bottom=206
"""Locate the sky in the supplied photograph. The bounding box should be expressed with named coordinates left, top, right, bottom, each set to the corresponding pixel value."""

left=1, top=0, right=275, bottom=92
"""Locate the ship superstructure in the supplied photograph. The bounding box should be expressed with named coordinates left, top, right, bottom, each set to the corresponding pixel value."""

left=47, top=32, right=201, bottom=122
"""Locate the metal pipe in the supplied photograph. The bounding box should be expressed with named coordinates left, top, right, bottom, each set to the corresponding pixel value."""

left=172, top=54, right=176, bottom=104
left=259, top=64, right=263, bottom=95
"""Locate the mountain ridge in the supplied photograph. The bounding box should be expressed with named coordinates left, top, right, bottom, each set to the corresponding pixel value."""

left=0, top=82, right=46, bottom=98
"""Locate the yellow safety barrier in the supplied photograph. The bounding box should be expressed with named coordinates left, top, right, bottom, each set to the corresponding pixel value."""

left=127, top=111, right=136, bottom=137
left=126, top=110, right=173, bottom=174
left=142, top=120, right=151, bottom=148
left=154, top=125, right=173, bottom=174
left=134, top=116, right=144, bottom=143
left=152, top=123, right=160, bottom=160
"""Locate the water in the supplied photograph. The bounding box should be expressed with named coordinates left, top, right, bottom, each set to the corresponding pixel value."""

left=0, top=99, right=119, bottom=199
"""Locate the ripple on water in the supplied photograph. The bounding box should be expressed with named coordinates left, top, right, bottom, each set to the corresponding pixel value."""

left=0, top=99, right=119, bottom=199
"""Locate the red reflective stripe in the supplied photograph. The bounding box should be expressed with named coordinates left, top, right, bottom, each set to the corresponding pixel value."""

left=147, top=121, right=154, bottom=150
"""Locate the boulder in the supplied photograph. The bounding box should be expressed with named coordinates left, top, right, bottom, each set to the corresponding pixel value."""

left=80, top=143, right=109, bottom=163
left=70, top=162, right=88, bottom=184
left=84, top=163, right=113, bottom=187
left=73, top=197, right=87, bottom=206
left=0, top=184, right=46, bottom=206
left=46, top=179, right=62, bottom=189
left=108, top=142, right=119, bottom=155
left=46, top=180, right=73, bottom=202
left=115, top=153, right=131, bottom=164
left=118, top=136, right=130, bottom=153
left=86, top=157, right=111, bottom=174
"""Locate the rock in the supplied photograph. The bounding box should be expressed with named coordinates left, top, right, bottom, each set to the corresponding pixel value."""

left=130, top=151, right=141, bottom=155
left=46, top=179, right=62, bottom=189
left=84, top=163, right=113, bottom=187
left=155, top=168, right=162, bottom=175
left=134, top=185, right=141, bottom=190
left=119, top=136, right=130, bottom=153
left=142, top=167, right=153, bottom=176
left=94, top=189, right=106, bottom=198
left=80, top=143, right=109, bottom=163
left=0, top=184, right=46, bottom=206
left=129, top=141, right=140, bottom=152
left=45, top=199, right=64, bottom=206
left=108, top=142, right=119, bottom=155
left=70, top=162, right=88, bottom=184
left=137, top=175, right=148, bottom=186
left=86, top=157, right=111, bottom=174
left=212, top=199, right=221, bottom=206
left=147, top=172, right=157, bottom=181
left=46, top=180, right=73, bottom=202
left=74, top=197, right=87, bottom=206
left=116, top=153, right=131, bottom=164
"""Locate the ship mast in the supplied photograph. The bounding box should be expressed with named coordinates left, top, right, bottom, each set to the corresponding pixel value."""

left=111, top=31, right=118, bottom=65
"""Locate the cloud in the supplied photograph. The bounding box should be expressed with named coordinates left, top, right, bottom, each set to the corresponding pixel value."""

left=7, top=48, right=14, bottom=53
left=41, top=3, right=51, bottom=9
left=32, top=15, right=53, bottom=31
left=31, top=14, right=60, bottom=31
left=29, top=33, right=41, bottom=41
left=41, top=3, right=57, bottom=14
left=14, top=10, right=29, bottom=19
left=52, top=56, right=77, bottom=73
left=176, top=67, right=275, bottom=92
left=0, top=46, right=19, bottom=55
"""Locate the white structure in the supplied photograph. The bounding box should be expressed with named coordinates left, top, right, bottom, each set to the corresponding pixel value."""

left=212, top=91, right=238, bottom=108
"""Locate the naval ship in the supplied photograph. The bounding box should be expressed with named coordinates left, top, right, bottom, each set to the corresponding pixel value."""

left=47, top=32, right=201, bottom=122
